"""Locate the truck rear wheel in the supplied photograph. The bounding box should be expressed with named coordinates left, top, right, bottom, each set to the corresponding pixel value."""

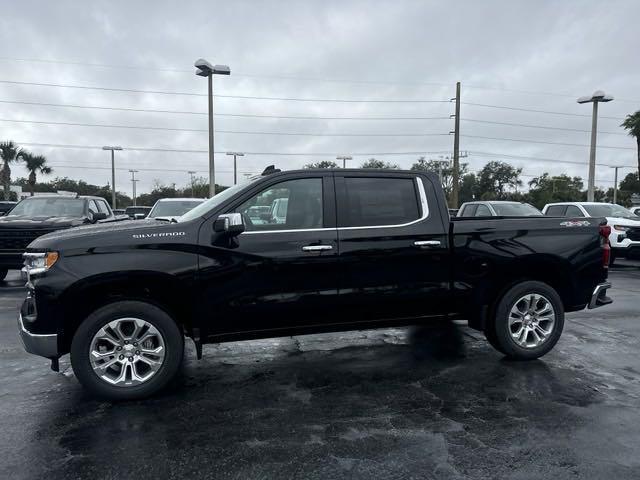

left=70, top=301, right=184, bottom=400
left=488, top=281, right=564, bottom=360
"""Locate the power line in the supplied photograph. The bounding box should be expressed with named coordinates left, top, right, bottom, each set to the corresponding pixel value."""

left=0, top=118, right=451, bottom=137
left=15, top=141, right=452, bottom=157
left=462, top=134, right=634, bottom=150
left=2, top=56, right=639, bottom=103
left=462, top=118, right=626, bottom=136
left=0, top=79, right=450, bottom=103
left=467, top=150, right=636, bottom=168
left=461, top=102, right=624, bottom=120
left=0, top=99, right=450, bottom=121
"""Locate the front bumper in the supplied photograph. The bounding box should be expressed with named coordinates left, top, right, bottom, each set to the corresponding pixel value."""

left=588, top=282, right=613, bottom=309
left=17, top=312, right=58, bottom=359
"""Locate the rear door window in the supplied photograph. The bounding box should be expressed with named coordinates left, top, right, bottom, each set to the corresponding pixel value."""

left=338, top=177, right=421, bottom=227
left=475, top=204, right=492, bottom=216
left=545, top=205, right=567, bottom=216
left=459, top=204, right=478, bottom=217
left=565, top=206, right=584, bottom=217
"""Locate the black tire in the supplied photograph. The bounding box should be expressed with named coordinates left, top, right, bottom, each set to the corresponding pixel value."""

left=489, top=281, right=564, bottom=360
left=71, top=301, right=184, bottom=400
left=0, top=269, right=7, bottom=281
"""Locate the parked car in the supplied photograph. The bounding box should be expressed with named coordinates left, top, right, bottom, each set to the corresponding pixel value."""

left=458, top=201, right=543, bottom=217
left=0, top=195, right=117, bottom=281
left=125, top=206, right=152, bottom=220
left=542, top=202, right=640, bottom=264
left=0, top=201, right=17, bottom=216
left=147, top=198, right=206, bottom=221
left=113, top=209, right=126, bottom=215
left=19, top=168, right=611, bottom=399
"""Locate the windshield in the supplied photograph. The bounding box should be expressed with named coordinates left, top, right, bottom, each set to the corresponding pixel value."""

left=8, top=197, right=85, bottom=217
left=491, top=203, right=542, bottom=216
left=149, top=200, right=204, bottom=218
left=179, top=180, right=260, bottom=222
left=583, top=204, right=639, bottom=219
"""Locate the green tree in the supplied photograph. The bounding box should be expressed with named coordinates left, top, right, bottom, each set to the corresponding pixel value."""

left=0, top=141, right=22, bottom=200
left=527, top=173, right=584, bottom=209
left=21, top=152, right=52, bottom=196
left=410, top=157, right=469, bottom=204
left=621, top=111, right=640, bottom=176
left=304, top=160, right=338, bottom=169
left=476, top=161, right=522, bottom=199
left=459, top=173, right=478, bottom=204
left=360, top=158, right=399, bottom=169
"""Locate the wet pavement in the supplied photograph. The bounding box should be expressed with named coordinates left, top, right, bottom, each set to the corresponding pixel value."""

left=1, top=265, right=639, bottom=479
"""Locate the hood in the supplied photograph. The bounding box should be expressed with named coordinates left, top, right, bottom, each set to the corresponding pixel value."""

left=605, top=216, right=640, bottom=226
left=28, top=218, right=194, bottom=250
left=0, top=215, right=87, bottom=229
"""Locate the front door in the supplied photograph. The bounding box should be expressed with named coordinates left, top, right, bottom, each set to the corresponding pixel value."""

left=198, top=174, right=339, bottom=338
left=335, top=172, right=450, bottom=323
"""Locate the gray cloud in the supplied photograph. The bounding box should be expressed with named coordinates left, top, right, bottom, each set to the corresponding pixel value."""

left=1, top=0, right=638, bottom=197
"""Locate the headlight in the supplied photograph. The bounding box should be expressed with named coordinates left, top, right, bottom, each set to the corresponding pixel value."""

left=23, top=252, right=59, bottom=275
left=612, top=225, right=630, bottom=232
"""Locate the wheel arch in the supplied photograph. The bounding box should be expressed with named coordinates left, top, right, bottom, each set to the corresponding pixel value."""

left=58, top=271, right=194, bottom=353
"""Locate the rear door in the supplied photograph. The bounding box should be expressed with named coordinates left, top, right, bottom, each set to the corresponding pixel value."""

left=335, top=172, right=450, bottom=322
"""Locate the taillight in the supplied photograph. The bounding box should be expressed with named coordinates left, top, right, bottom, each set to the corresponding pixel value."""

left=600, top=224, right=611, bottom=268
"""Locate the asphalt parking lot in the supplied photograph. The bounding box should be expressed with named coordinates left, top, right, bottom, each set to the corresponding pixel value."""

left=1, top=265, right=639, bottom=480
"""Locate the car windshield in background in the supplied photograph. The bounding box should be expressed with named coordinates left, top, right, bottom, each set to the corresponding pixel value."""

left=492, top=203, right=542, bottom=216
left=149, top=200, right=203, bottom=218
left=179, top=179, right=259, bottom=222
left=583, top=204, right=639, bottom=219
left=8, top=198, right=84, bottom=217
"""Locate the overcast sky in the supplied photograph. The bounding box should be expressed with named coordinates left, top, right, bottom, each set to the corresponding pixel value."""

left=1, top=0, right=639, bottom=197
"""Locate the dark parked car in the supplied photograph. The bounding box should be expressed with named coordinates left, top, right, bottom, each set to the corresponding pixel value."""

left=0, top=201, right=17, bottom=216
left=125, top=206, right=152, bottom=220
left=19, top=168, right=611, bottom=399
left=0, top=195, right=116, bottom=280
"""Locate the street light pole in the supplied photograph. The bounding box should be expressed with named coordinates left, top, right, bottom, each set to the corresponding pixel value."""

left=577, top=90, right=614, bottom=202
left=611, top=166, right=620, bottom=204
left=128, top=169, right=139, bottom=206
left=336, top=155, right=352, bottom=168
left=195, top=59, right=231, bottom=198
left=226, top=152, right=245, bottom=184
left=102, top=146, right=123, bottom=209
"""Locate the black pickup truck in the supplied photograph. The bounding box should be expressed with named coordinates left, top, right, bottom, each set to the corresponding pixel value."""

left=18, top=168, right=612, bottom=400
left=0, top=195, right=117, bottom=280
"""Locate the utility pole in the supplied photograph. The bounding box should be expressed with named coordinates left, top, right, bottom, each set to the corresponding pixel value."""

left=128, top=169, right=139, bottom=206
left=102, top=146, right=123, bottom=209
left=188, top=171, right=197, bottom=197
left=612, top=166, right=620, bottom=204
left=337, top=155, right=352, bottom=168
left=451, top=82, right=461, bottom=208
left=226, top=152, right=245, bottom=185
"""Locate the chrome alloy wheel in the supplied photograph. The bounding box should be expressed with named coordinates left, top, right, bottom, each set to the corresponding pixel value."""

left=508, top=294, right=556, bottom=349
left=89, top=318, right=166, bottom=387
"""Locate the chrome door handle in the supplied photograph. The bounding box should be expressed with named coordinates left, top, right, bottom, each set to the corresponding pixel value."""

left=414, top=240, right=441, bottom=247
left=302, top=245, right=333, bottom=252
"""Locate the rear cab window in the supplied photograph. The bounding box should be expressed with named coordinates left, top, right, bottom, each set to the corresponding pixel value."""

left=337, top=176, right=422, bottom=228
left=545, top=205, right=567, bottom=216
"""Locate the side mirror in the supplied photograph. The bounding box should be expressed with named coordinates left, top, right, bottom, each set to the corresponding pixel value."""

left=91, top=212, right=108, bottom=223
left=213, top=213, right=245, bottom=236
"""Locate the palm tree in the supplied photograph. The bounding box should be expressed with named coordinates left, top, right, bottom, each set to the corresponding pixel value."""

left=0, top=141, right=22, bottom=200
left=22, top=152, right=53, bottom=196
left=621, top=111, right=640, bottom=176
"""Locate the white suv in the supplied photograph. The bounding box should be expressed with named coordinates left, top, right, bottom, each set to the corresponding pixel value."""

left=543, top=202, right=640, bottom=264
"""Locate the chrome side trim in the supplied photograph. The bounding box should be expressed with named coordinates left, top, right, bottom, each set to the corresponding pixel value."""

left=302, top=245, right=333, bottom=252
left=588, top=282, right=612, bottom=309
left=242, top=177, right=430, bottom=235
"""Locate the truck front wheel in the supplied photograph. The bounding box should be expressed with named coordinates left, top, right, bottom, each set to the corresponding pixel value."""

left=70, top=301, right=184, bottom=400
left=487, top=281, right=564, bottom=360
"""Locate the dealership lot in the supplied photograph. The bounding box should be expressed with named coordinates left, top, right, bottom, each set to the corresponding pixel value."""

left=1, top=265, right=639, bottom=480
